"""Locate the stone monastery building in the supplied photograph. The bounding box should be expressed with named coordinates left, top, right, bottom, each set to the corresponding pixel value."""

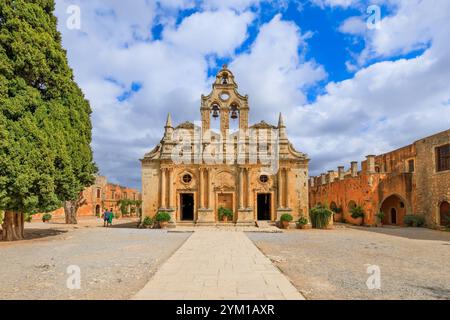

left=141, top=66, right=309, bottom=226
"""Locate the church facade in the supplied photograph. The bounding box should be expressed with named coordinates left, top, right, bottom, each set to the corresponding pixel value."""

left=141, top=66, right=309, bottom=226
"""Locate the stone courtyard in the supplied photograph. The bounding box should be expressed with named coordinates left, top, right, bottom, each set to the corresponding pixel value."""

left=0, top=218, right=449, bottom=300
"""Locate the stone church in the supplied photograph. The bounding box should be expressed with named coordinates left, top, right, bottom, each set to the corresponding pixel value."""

left=141, top=66, right=309, bottom=226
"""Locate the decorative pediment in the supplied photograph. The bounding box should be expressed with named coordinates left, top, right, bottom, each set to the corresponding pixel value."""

left=250, top=121, right=277, bottom=130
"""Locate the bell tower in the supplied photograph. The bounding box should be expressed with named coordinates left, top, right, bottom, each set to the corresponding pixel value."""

left=201, top=65, right=249, bottom=137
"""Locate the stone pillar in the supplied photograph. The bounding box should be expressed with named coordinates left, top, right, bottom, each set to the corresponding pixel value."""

left=206, top=168, right=211, bottom=209
left=320, top=173, right=326, bottom=185
left=285, top=168, right=290, bottom=208
left=160, top=168, right=166, bottom=209
left=366, top=155, right=376, bottom=174
left=167, top=168, right=173, bottom=208
left=239, top=168, right=244, bottom=209
left=245, top=168, right=251, bottom=208
left=199, top=168, right=204, bottom=209
left=351, top=161, right=358, bottom=177
left=277, top=168, right=283, bottom=209
left=338, top=166, right=345, bottom=180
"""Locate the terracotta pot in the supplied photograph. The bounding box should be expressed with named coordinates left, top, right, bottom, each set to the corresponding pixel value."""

left=296, top=224, right=307, bottom=229
left=353, top=217, right=363, bottom=226
left=281, top=221, right=290, bottom=229
left=159, top=221, right=168, bottom=229
left=334, top=213, right=342, bottom=222
left=222, top=216, right=228, bottom=223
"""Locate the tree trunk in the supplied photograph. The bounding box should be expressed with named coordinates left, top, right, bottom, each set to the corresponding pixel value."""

left=1, top=211, right=24, bottom=241
left=64, top=201, right=78, bottom=225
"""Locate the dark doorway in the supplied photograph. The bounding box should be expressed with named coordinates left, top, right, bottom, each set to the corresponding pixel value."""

left=391, top=208, right=397, bottom=224
left=257, top=194, right=271, bottom=220
left=440, top=201, right=450, bottom=226
left=181, top=193, right=194, bottom=221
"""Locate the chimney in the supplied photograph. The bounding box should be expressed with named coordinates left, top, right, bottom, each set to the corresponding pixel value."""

left=309, top=177, right=315, bottom=188
left=321, top=173, right=326, bottom=185
left=351, top=161, right=358, bottom=177
left=338, top=166, right=345, bottom=180
left=327, top=170, right=335, bottom=183
left=366, top=155, right=376, bottom=173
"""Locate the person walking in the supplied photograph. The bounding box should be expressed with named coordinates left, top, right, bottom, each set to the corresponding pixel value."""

left=107, top=208, right=114, bottom=227
left=103, top=209, right=110, bottom=227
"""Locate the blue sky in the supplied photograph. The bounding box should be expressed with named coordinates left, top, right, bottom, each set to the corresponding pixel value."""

left=54, top=0, right=450, bottom=189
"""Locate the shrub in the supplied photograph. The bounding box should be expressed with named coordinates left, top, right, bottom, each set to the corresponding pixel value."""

left=350, top=206, right=365, bottom=219
left=296, top=216, right=308, bottom=226
left=218, top=207, right=233, bottom=220
left=404, top=215, right=425, bottom=227
left=375, top=211, right=385, bottom=221
left=25, top=213, right=33, bottom=223
left=155, top=211, right=171, bottom=222
left=0, top=211, right=4, bottom=225
left=42, top=213, right=52, bottom=222
left=142, top=216, right=154, bottom=227
left=309, top=205, right=333, bottom=229
left=280, top=214, right=293, bottom=222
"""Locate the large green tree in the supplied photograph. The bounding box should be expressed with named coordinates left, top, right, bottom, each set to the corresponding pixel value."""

left=0, top=0, right=97, bottom=240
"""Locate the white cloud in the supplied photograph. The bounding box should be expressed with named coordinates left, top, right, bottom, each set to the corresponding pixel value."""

left=290, top=0, right=450, bottom=175
left=163, top=10, right=255, bottom=56
left=231, top=14, right=326, bottom=124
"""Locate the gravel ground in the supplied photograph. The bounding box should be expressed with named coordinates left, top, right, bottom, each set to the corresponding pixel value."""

left=0, top=218, right=191, bottom=300
left=247, top=226, right=450, bottom=300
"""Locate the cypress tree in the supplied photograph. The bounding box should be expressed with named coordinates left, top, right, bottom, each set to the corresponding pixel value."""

left=0, top=0, right=96, bottom=240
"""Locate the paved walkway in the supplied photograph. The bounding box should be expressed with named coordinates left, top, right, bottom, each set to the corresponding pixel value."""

left=133, top=231, right=304, bottom=300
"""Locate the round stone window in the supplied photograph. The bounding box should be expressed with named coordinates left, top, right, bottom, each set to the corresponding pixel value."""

left=182, top=174, right=192, bottom=184
left=259, top=175, right=269, bottom=183
left=220, top=92, right=230, bottom=101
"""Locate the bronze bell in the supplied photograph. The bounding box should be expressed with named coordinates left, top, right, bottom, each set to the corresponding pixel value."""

left=231, top=109, right=238, bottom=120
left=212, top=105, right=220, bottom=118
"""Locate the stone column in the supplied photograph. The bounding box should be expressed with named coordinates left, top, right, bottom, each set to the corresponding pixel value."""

left=327, top=170, right=334, bottom=183
left=167, top=168, right=173, bottom=208
left=338, top=166, right=345, bottom=180
left=277, top=168, right=283, bottom=209
left=285, top=168, right=290, bottom=208
left=199, top=168, right=204, bottom=209
left=160, top=168, right=166, bottom=209
left=245, top=168, right=251, bottom=208
left=239, top=168, right=244, bottom=209
left=206, top=168, right=212, bottom=209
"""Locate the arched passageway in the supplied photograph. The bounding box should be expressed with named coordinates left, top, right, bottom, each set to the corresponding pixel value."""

left=380, top=195, right=407, bottom=225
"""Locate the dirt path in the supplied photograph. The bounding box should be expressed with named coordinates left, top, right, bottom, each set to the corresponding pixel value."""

left=0, top=219, right=191, bottom=300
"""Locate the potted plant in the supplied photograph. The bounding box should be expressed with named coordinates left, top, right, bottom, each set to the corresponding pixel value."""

left=375, top=211, right=385, bottom=227
left=309, top=205, right=333, bottom=229
left=350, top=206, right=365, bottom=225
left=218, top=207, right=233, bottom=222
left=280, top=214, right=293, bottom=229
left=42, top=213, right=52, bottom=223
left=155, top=211, right=171, bottom=229
left=332, top=206, right=343, bottom=222
left=142, top=216, right=154, bottom=229
left=296, top=216, right=309, bottom=229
